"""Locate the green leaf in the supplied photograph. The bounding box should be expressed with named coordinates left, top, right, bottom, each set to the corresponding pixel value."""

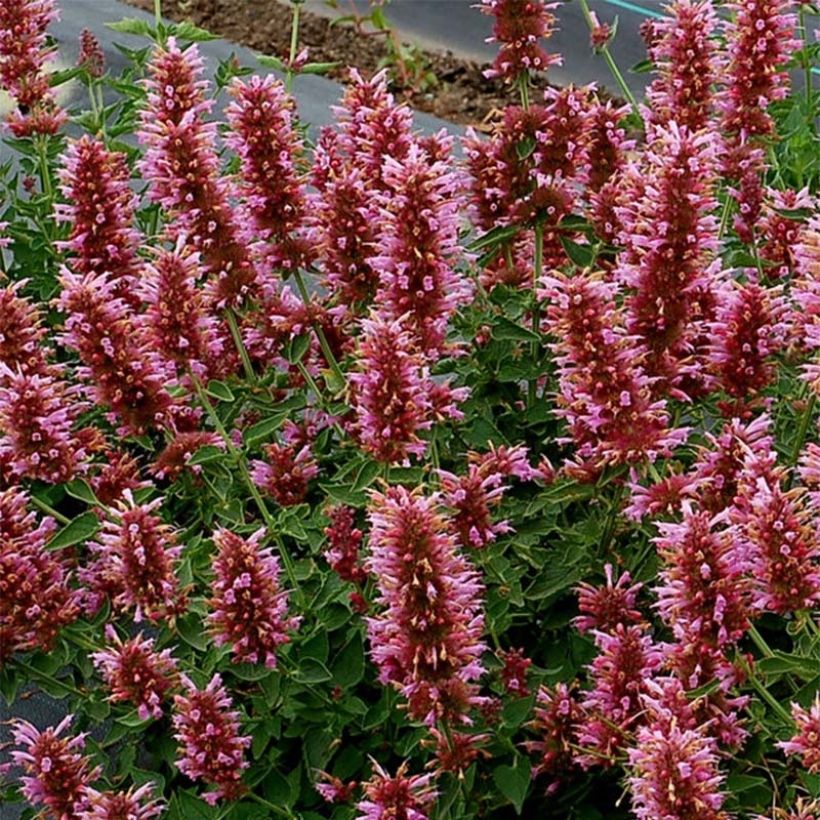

left=294, top=658, right=332, bottom=684
left=243, top=414, right=287, bottom=448
left=333, top=636, right=365, bottom=688
left=187, top=445, right=226, bottom=466
left=206, top=380, right=235, bottom=402
left=49, top=67, right=83, bottom=87
left=493, top=757, right=531, bottom=815
left=285, top=333, right=311, bottom=364
left=299, top=61, right=341, bottom=75
left=560, top=236, right=595, bottom=268
left=106, top=17, right=156, bottom=38
left=468, top=224, right=520, bottom=253
left=352, top=460, right=381, bottom=492
left=171, top=20, right=219, bottom=41
left=48, top=512, right=99, bottom=551
left=493, top=317, right=540, bottom=343
left=256, top=54, right=287, bottom=72
left=176, top=614, right=210, bottom=651
left=725, top=774, right=767, bottom=793
left=116, top=710, right=153, bottom=729
left=630, top=58, right=654, bottom=74
left=64, top=479, right=100, bottom=506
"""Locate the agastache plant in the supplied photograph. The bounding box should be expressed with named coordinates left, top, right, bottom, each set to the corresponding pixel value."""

left=0, top=0, right=817, bottom=817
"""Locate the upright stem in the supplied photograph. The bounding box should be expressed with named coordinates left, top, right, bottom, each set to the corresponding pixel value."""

left=226, top=309, right=256, bottom=384
left=790, top=392, right=816, bottom=467
left=190, top=373, right=302, bottom=602
left=577, top=0, right=641, bottom=119
left=800, top=4, right=814, bottom=128
left=154, top=0, right=162, bottom=25
left=528, top=222, right=544, bottom=407
left=32, top=495, right=71, bottom=525
left=518, top=71, right=530, bottom=110
left=286, top=1, right=302, bottom=93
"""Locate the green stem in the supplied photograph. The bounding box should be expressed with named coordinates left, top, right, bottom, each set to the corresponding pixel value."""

left=518, top=71, right=530, bottom=110
left=36, top=137, right=53, bottom=200
left=286, top=1, right=301, bottom=93
left=747, top=669, right=793, bottom=724
left=718, top=194, right=734, bottom=241
left=190, top=373, right=302, bottom=602
left=247, top=791, right=295, bottom=819
left=31, top=496, right=71, bottom=525
left=292, top=269, right=346, bottom=393
left=13, top=660, right=84, bottom=697
left=528, top=222, right=544, bottom=407
left=226, top=309, right=256, bottom=384
left=790, top=392, right=816, bottom=467
left=154, top=0, right=162, bottom=25
left=800, top=4, right=814, bottom=128
left=748, top=623, right=775, bottom=659
left=578, top=0, right=641, bottom=119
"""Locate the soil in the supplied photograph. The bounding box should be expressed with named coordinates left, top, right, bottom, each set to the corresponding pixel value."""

left=126, top=0, right=515, bottom=127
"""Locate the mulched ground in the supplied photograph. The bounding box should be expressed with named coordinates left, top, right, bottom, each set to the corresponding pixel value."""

left=128, top=0, right=516, bottom=127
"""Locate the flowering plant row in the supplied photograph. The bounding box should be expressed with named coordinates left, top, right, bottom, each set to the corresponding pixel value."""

left=0, top=0, right=818, bottom=817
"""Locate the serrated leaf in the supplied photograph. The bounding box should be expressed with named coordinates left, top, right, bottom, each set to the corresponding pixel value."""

left=294, top=657, right=332, bottom=684
left=171, top=20, right=219, bottom=41
left=243, top=414, right=287, bottom=448
left=299, top=61, right=341, bottom=75
left=176, top=614, right=210, bottom=651
left=64, top=479, right=100, bottom=506
left=48, top=512, right=99, bottom=551
left=560, top=236, right=595, bottom=268
left=206, top=380, right=235, bottom=402
left=468, top=224, right=520, bottom=253
left=106, top=17, right=155, bottom=38
left=333, top=636, right=365, bottom=688
left=286, top=333, right=311, bottom=364
left=187, top=445, right=226, bottom=466
left=256, top=54, right=287, bottom=72
left=630, top=58, right=654, bottom=74
left=493, top=317, right=540, bottom=343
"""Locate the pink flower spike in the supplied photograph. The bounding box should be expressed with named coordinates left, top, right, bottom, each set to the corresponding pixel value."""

left=356, top=760, right=436, bottom=820
left=574, top=564, right=644, bottom=635
left=778, top=697, right=820, bottom=773
left=207, top=527, right=300, bottom=668
left=525, top=683, right=580, bottom=794
left=172, top=673, right=251, bottom=804
left=250, top=442, right=319, bottom=507
left=78, top=784, right=164, bottom=820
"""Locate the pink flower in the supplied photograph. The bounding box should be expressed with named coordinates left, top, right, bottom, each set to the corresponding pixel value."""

left=479, top=0, right=562, bottom=82
left=0, top=487, right=79, bottom=659
left=350, top=315, right=465, bottom=464
left=138, top=240, right=223, bottom=378
left=644, top=0, right=720, bottom=130
left=82, top=492, right=183, bottom=623
left=138, top=38, right=258, bottom=307
left=525, top=683, right=580, bottom=794
left=722, top=0, right=798, bottom=140
left=0, top=0, right=65, bottom=135
left=207, top=527, right=300, bottom=667
left=627, top=700, right=728, bottom=819
left=91, top=626, right=178, bottom=720
left=78, top=784, right=164, bottom=820
left=0, top=365, right=89, bottom=483
left=574, top=564, right=644, bottom=635
left=366, top=486, right=486, bottom=725
left=0, top=281, right=50, bottom=377
left=315, top=774, right=358, bottom=804
left=438, top=444, right=530, bottom=549
left=371, top=137, right=473, bottom=357
left=759, top=187, right=815, bottom=279
left=588, top=11, right=613, bottom=49
left=653, top=504, right=751, bottom=649
left=56, top=269, right=180, bottom=436
left=172, top=673, right=251, bottom=804
left=324, top=505, right=367, bottom=585
left=55, top=137, right=142, bottom=300
left=778, top=697, right=820, bottom=773
left=250, top=442, right=318, bottom=506
left=90, top=450, right=149, bottom=508
left=151, top=430, right=224, bottom=482
left=740, top=474, right=820, bottom=614
left=625, top=470, right=699, bottom=521
left=356, top=760, right=436, bottom=820
left=498, top=648, right=532, bottom=696
left=77, top=28, right=104, bottom=78
left=755, top=798, right=820, bottom=820
left=10, top=716, right=100, bottom=817
left=617, top=124, right=720, bottom=390
left=225, top=74, right=311, bottom=272
left=577, top=624, right=664, bottom=764
left=708, top=280, right=788, bottom=412
left=541, top=270, right=687, bottom=476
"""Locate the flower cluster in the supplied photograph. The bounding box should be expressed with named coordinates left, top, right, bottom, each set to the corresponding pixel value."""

left=207, top=527, right=299, bottom=667
left=250, top=442, right=319, bottom=506
left=356, top=761, right=436, bottom=820
left=778, top=698, right=820, bottom=773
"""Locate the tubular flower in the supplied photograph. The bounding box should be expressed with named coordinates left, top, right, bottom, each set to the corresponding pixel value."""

left=0, top=488, right=79, bottom=659
left=90, top=450, right=149, bottom=507
left=0, top=365, right=89, bottom=483
left=91, top=626, right=178, bottom=720
left=349, top=315, right=465, bottom=464
left=498, top=648, right=532, bottom=696
left=78, top=785, right=164, bottom=820
left=577, top=624, right=665, bottom=765
left=371, top=137, right=473, bottom=357
left=791, top=216, right=820, bottom=386
left=308, top=129, right=380, bottom=309
left=151, top=430, right=224, bottom=482
left=324, top=505, right=367, bottom=585
left=138, top=240, right=223, bottom=377
left=137, top=38, right=257, bottom=307
left=172, top=673, right=251, bottom=804
left=722, top=0, right=798, bottom=140
left=541, top=270, right=687, bottom=476
left=627, top=702, right=729, bottom=820
left=625, top=470, right=699, bottom=521
left=0, top=281, right=50, bottom=377
left=574, top=564, right=645, bottom=635
left=82, top=492, right=183, bottom=623
left=55, top=137, right=142, bottom=296
left=356, top=760, right=436, bottom=820
left=0, top=0, right=65, bottom=135
left=759, top=187, right=814, bottom=279
left=617, top=124, right=720, bottom=388
left=708, top=280, right=788, bottom=411
left=365, top=486, right=486, bottom=725
left=653, top=504, right=751, bottom=650
left=644, top=0, right=720, bottom=130
left=225, top=74, right=311, bottom=272
left=10, top=717, right=100, bottom=818
left=250, top=442, right=318, bottom=507
left=77, top=28, right=104, bottom=78
left=207, top=527, right=299, bottom=668
left=437, top=444, right=531, bottom=550
left=56, top=269, right=180, bottom=436
left=779, top=698, right=820, bottom=773
left=330, top=68, right=414, bottom=189
left=740, top=475, right=820, bottom=615
left=479, top=0, right=562, bottom=82
left=755, top=798, right=820, bottom=820
left=525, top=683, right=581, bottom=794
left=800, top=443, right=820, bottom=510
